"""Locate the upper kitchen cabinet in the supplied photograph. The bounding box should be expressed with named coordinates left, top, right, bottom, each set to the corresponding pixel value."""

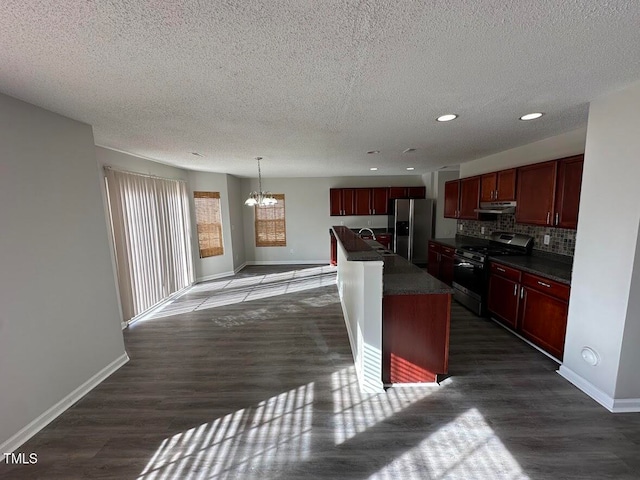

left=459, top=177, right=480, bottom=219
left=354, top=188, right=371, bottom=215
left=330, top=188, right=356, bottom=216
left=516, top=161, right=557, bottom=226
left=389, top=186, right=426, bottom=199
left=480, top=169, right=517, bottom=202
left=554, top=155, right=584, bottom=229
left=444, top=177, right=480, bottom=219
left=443, top=180, right=460, bottom=218
left=371, top=187, right=390, bottom=215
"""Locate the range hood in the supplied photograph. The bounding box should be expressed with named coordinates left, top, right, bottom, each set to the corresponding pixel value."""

left=474, top=201, right=516, bottom=214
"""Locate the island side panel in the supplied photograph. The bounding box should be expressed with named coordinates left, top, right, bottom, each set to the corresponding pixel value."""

left=382, top=293, right=451, bottom=384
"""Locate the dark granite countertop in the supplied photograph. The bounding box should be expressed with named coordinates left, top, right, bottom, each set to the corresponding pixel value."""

left=332, top=226, right=453, bottom=295
left=429, top=236, right=573, bottom=284
left=489, top=253, right=573, bottom=285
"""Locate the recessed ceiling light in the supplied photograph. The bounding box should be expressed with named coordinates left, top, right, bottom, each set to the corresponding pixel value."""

left=436, top=114, right=458, bottom=122
left=402, top=148, right=416, bottom=154
left=370, top=167, right=378, bottom=171
left=519, top=112, right=544, bottom=121
left=406, top=167, right=415, bottom=171
left=367, top=150, right=380, bottom=154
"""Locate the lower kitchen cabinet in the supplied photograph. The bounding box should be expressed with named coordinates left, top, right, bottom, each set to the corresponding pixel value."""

left=427, top=241, right=454, bottom=286
left=488, top=262, right=570, bottom=360
left=330, top=231, right=337, bottom=266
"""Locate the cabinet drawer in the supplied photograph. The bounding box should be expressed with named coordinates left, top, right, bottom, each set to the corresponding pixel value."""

left=490, top=262, right=521, bottom=282
left=521, top=273, right=570, bottom=301
left=428, top=242, right=442, bottom=253
left=440, top=246, right=455, bottom=257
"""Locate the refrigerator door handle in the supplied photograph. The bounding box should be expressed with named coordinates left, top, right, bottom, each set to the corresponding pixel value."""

left=408, top=200, right=414, bottom=261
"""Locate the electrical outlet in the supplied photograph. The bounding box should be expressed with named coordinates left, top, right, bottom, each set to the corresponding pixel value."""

left=367, top=220, right=371, bottom=226
left=290, top=249, right=294, bottom=254
left=459, top=224, right=463, bottom=232
left=481, top=227, right=485, bottom=235
left=340, top=220, right=344, bottom=225
left=544, top=234, right=551, bottom=245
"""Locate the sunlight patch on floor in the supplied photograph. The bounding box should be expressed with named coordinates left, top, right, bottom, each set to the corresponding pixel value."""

left=137, top=383, right=314, bottom=480
left=370, top=408, right=529, bottom=480
left=331, top=366, right=439, bottom=445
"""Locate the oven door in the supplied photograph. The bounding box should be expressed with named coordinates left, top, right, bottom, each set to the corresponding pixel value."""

left=452, top=254, right=486, bottom=315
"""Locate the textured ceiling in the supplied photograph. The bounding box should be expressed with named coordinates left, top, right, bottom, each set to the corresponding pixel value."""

left=2, top=1, right=640, bottom=177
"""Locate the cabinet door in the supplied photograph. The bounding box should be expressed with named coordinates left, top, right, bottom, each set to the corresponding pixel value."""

left=330, top=189, right=343, bottom=216
left=443, top=181, right=460, bottom=218
left=371, top=188, right=389, bottom=215
left=516, top=161, right=557, bottom=226
left=439, top=253, right=454, bottom=286
left=519, top=286, right=568, bottom=360
left=330, top=232, right=337, bottom=265
left=554, top=155, right=583, bottom=229
left=354, top=188, right=371, bottom=215
left=427, top=243, right=440, bottom=278
left=488, top=274, right=520, bottom=329
left=389, top=187, right=407, bottom=199
left=480, top=173, right=497, bottom=202
left=459, top=177, right=480, bottom=219
left=496, top=168, right=517, bottom=201
left=407, top=186, right=426, bottom=199
left=342, top=189, right=356, bottom=215
left=376, top=234, right=392, bottom=249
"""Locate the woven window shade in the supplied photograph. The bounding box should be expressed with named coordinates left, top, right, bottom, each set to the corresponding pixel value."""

left=255, top=194, right=286, bottom=247
left=194, top=191, right=224, bottom=257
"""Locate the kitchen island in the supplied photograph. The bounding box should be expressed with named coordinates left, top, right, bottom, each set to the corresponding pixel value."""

left=332, top=226, right=453, bottom=392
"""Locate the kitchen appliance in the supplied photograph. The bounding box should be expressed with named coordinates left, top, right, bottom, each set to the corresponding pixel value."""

left=474, top=201, right=517, bottom=214
left=388, top=199, right=434, bottom=264
left=452, top=231, right=533, bottom=315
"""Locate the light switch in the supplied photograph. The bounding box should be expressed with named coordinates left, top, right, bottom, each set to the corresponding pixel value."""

left=481, top=227, right=485, bottom=234
left=544, top=234, right=551, bottom=245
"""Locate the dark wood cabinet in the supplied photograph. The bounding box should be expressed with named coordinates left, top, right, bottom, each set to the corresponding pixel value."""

left=389, top=186, right=426, bottom=199
left=459, top=177, right=480, bottom=219
left=444, top=180, right=460, bottom=218
left=383, top=293, right=450, bottom=383
left=520, top=274, right=570, bottom=360
left=427, top=241, right=454, bottom=286
left=330, top=231, right=337, bottom=265
left=480, top=173, right=497, bottom=202
left=554, top=155, right=583, bottom=229
left=376, top=233, right=392, bottom=250
left=488, top=262, right=570, bottom=360
left=354, top=188, right=371, bottom=215
left=516, top=161, right=557, bottom=226
left=371, top=187, right=389, bottom=215
left=487, top=262, right=522, bottom=329
left=330, top=188, right=356, bottom=216
left=496, top=168, right=517, bottom=201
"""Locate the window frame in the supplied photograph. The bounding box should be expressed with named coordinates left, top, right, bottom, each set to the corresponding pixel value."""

left=255, top=194, right=286, bottom=247
left=194, top=191, right=224, bottom=258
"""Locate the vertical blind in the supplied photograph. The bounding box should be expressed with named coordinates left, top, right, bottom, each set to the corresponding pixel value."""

left=105, top=167, right=194, bottom=322
left=194, top=191, right=224, bottom=257
left=255, top=194, right=286, bottom=247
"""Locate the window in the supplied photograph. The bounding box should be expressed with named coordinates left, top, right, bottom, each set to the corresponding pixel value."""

left=194, top=191, right=224, bottom=258
left=255, top=194, right=286, bottom=247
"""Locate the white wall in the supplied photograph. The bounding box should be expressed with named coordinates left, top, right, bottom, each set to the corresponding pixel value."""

left=226, top=174, right=247, bottom=271
left=241, top=176, right=425, bottom=264
left=187, top=171, right=235, bottom=281
left=0, top=94, right=127, bottom=450
left=459, top=127, right=587, bottom=178
left=559, top=80, right=640, bottom=410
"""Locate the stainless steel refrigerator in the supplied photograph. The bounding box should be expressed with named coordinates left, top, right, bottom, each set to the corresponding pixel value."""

left=388, top=199, right=434, bottom=264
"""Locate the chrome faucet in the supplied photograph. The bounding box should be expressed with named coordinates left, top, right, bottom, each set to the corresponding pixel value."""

left=358, top=227, right=376, bottom=240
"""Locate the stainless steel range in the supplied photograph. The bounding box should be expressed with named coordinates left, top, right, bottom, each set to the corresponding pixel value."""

left=452, top=232, right=533, bottom=316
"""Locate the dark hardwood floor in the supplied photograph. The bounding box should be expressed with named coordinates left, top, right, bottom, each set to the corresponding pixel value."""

left=2, top=265, right=639, bottom=479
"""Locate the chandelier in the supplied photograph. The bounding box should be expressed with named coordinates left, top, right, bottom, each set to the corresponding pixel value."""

left=244, top=157, right=277, bottom=206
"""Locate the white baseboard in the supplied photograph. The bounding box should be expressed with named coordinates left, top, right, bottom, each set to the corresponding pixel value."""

left=0, top=352, right=130, bottom=453
left=245, top=260, right=329, bottom=266
left=557, top=365, right=640, bottom=413
left=196, top=270, right=236, bottom=283
left=234, top=262, right=247, bottom=274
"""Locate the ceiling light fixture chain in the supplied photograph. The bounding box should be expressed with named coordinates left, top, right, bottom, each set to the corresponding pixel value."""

left=245, top=156, right=277, bottom=206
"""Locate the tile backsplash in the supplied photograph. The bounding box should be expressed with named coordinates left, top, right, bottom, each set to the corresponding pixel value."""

left=458, top=214, right=576, bottom=256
